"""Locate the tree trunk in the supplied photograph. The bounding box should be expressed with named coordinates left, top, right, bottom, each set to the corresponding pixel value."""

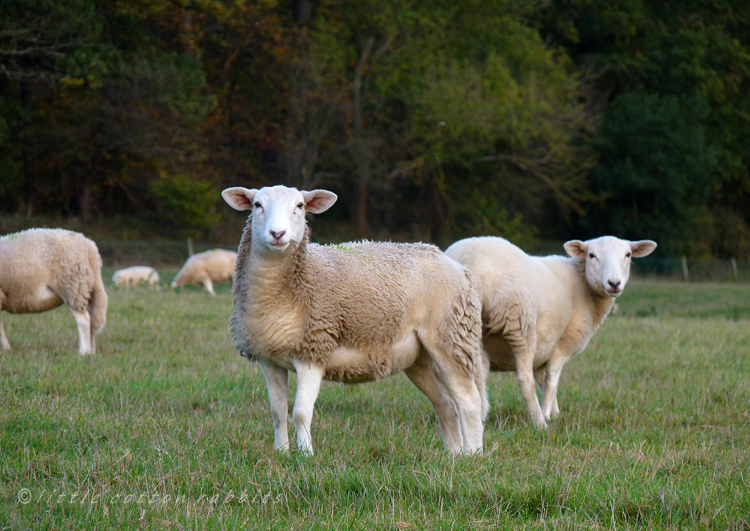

left=351, top=37, right=374, bottom=237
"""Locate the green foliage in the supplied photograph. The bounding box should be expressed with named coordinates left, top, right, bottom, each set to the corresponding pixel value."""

left=0, top=96, right=23, bottom=200
left=2, top=0, right=750, bottom=254
left=454, top=188, right=537, bottom=247
left=536, top=0, right=750, bottom=256
left=150, top=175, right=220, bottom=239
left=583, top=92, right=718, bottom=255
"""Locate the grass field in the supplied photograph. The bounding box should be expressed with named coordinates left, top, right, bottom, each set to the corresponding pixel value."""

left=1, top=277, right=749, bottom=529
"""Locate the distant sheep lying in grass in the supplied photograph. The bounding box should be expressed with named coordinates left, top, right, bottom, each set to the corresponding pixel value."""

left=113, top=266, right=160, bottom=287
left=0, top=228, right=108, bottom=355
left=446, top=236, right=656, bottom=429
left=170, top=249, right=237, bottom=295
left=222, top=184, right=487, bottom=455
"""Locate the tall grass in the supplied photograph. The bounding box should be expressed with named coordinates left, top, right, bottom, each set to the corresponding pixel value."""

left=1, top=279, right=749, bottom=529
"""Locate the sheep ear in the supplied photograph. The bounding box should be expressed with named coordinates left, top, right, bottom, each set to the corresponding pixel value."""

left=630, top=240, right=657, bottom=258
left=222, top=187, right=258, bottom=211
left=303, top=190, right=337, bottom=214
left=564, top=240, right=588, bottom=259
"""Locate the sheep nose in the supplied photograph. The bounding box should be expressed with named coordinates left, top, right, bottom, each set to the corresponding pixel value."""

left=608, top=280, right=621, bottom=290
left=270, top=230, right=285, bottom=241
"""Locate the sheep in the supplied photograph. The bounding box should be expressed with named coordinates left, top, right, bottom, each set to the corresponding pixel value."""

left=0, top=228, right=108, bottom=355
left=445, top=235, right=656, bottom=429
left=112, top=266, right=160, bottom=287
left=170, top=249, right=237, bottom=295
left=221, top=184, right=487, bottom=455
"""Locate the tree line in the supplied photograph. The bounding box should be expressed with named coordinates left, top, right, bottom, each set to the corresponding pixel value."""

left=2, top=0, right=749, bottom=258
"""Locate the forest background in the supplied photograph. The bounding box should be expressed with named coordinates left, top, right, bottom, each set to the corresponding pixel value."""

left=2, top=0, right=750, bottom=259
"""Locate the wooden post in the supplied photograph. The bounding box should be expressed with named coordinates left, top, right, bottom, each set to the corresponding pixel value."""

left=681, top=256, right=689, bottom=282
left=731, top=257, right=738, bottom=282
left=187, top=237, right=194, bottom=256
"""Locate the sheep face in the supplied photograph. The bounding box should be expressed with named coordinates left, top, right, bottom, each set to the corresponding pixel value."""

left=564, top=236, right=657, bottom=297
left=222, top=185, right=337, bottom=254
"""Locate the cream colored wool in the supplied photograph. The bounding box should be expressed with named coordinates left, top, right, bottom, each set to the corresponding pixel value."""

left=223, top=184, right=487, bottom=455
left=112, top=266, right=160, bottom=287
left=170, top=249, right=237, bottom=295
left=0, top=228, right=108, bottom=355
left=446, top=235, right=656, bottom=429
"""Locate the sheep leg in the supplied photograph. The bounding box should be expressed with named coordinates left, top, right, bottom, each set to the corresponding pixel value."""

left=404, top=355, right=462, bottom=454
left=533, top=365, right=546, bottom=390
left=0, top=316, right=10, bottom=351
left=259, top=359, right=290, bottom=452
left=69, top=308, right=93, bottom=355
left=534, top=365, right=561, bottom=420
left=441, top=372, right=484, bottom=455
left=418, top=340, right=484, bottom=454
left=514, top=348, right=546, bottom=429
left=540, top=359, right=564, bottom=421
left=291, top=360, right=326, bottom=455
left=201, top=278, right=216, bottom=295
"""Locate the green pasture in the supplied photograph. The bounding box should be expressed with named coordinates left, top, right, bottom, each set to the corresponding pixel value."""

left=1, top=277, right=749, bottom=529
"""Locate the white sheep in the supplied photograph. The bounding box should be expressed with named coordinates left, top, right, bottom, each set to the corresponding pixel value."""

left=0, top=228, right=108, bottom=355
left=445, top=235, right=656, bottom=429
left=112, top=266, right=160, bottom=287
left=221, top=184, right=487, bottom=455
left=170, top=249, right=237, bottom=295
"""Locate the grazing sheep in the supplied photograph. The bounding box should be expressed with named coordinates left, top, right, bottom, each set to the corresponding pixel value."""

left=445, top=236, right=656, bottom=429
left=222, top=184, right=487, bottom=455
left=170, top=249, right=237, bottom=295
left=0, top=228, right=108, bottom=355
left=112, top=266, right=160, bottom=287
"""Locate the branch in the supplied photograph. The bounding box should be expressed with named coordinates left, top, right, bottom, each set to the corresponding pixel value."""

left=0, top=63, right=58, bottom=83
left=481, top=153, right=587, bottom=215
left=387, top=160, right=422, bottom=181
left=0, top=47, right=66, bottom=57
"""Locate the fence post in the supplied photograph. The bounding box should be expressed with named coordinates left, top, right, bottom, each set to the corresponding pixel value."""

left=187, top=238, right=194, bottom=256
left=681, top=256, right=689, bottom=282
left=731, top=257, right=738, bottom=281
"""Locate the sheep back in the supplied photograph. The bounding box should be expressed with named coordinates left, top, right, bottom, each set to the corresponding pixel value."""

left=172, top=249, right=237, bottom=287
left=113, top=266, right=160, bottom=287
left=0, top=229, right=106, bottom=319
left=230, top=234, right=481, bottom=377
left=447, top=236, right=602, bottom=369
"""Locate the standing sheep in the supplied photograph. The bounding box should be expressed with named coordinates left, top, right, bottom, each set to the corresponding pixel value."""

left=0, top=228, right=108, bottom=355
left=445, top=236, right=656, bottom=429
left=113, top=266, right=160, bottom=287
left=222, top=184, right=487, bottom=455
left=170, top=249, right=237, bottom=295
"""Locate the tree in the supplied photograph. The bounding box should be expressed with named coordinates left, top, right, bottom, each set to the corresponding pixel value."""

left=535, top=0, right=750, bottom=256
left=583, top=92, right=718, bottom=256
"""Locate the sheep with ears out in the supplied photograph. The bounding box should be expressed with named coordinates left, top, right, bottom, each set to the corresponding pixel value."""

left=222, top=184, right=487, bottom=455
left=0, top=228, right=108, bottom=355
left=445, top=235, right=656, bottom=429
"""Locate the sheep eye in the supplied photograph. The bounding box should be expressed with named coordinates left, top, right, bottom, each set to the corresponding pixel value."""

left=625, top=252, right=632, bottom=258
left=588, top=253, right=596, bottom=259
left=253, top=202, right=262, bottom=210
left=296, top=202, right=304, bottom=210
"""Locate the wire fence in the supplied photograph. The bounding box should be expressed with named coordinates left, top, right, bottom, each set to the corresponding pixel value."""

left=635, top=257, right=750, bottom=282
left=98, top=239, right=238, bottom=269
left=97, top=239, right=750, bottom=283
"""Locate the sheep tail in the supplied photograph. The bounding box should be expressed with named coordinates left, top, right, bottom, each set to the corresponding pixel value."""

left=465, top=271, right=490, bottom=421
left=88, top=247, right=108, bottom=334
left=442, top=268, right=489, bottom=421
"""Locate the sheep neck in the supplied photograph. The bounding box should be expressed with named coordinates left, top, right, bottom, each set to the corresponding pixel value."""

left=234, top=220, right=311, bottom=306
left=572, top=257, right=617, bottom=332
left=229, top=220, right=312, bottom=359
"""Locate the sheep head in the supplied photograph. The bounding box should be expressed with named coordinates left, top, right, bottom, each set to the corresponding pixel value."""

left=564, top=236, right=657, bottom=297
left=222, top=185, right=337, bottom=255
